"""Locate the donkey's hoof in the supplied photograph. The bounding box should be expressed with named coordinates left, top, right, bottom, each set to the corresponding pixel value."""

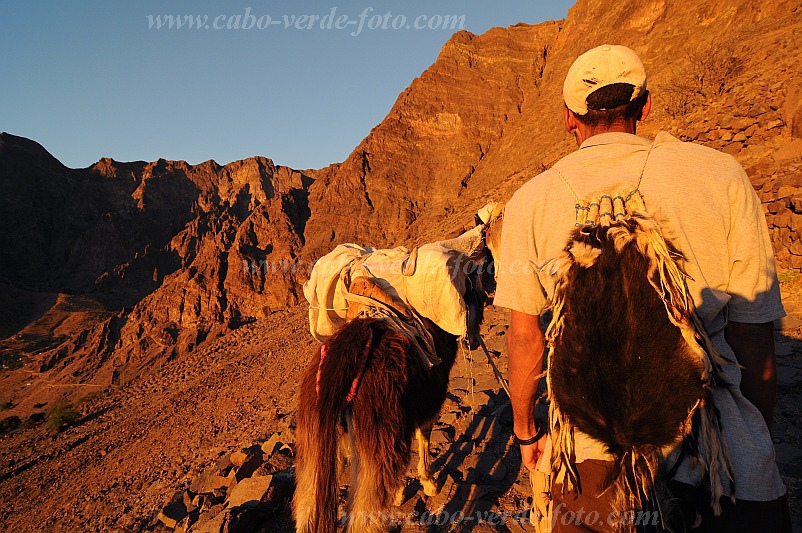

left=394, top=486, right=406, bottom=506
left=422, top=478, right=438, bottom=497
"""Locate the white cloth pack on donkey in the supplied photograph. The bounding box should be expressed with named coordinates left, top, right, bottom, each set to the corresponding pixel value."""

left=303, top=224, right=485, bottom=369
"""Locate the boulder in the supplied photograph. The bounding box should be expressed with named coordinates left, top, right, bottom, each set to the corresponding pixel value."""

left=747, top=105, right=768, bottom=118
left=192, top=507, right=228, bottom=533
left=215, top=453, right=233, bottom=474
left=776, top=208, right=794, bottom=229
left=226, top=475, right=273, bottom=508
left=720, top=116, right=756, bottom=131
left=782, top=85, right=802, bottom=139
left=774, top=139, right=802, bottom=164
left=183, top=490, right=198, bottom=514
left=261, top=433, right=283, bottom=457
left=722, top=142, right=743, bottom=156
left=175, top=516, right=191, bottom=533
left=254, top=452, right=294, bottom=477
left=190, top=469, right=229, bottom=495
left=225, top=506, right=270, bottom=533
left=231, top=446, right=264, bottom=482
left=781, top=227, right=793, bottom=246
left=157, top=499, right=187, bottom=528
left=768, top=201, right=786, bottom=214
left=262, top=469, right=295, bottom=512
left=687, top=125, right=706, bottom=141
left=776, top=247, right=791, bottom=265
left=791, top=213, right=802, bottom=232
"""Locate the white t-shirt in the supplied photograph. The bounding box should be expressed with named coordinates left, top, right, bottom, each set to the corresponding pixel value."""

left=495, top=131, right=786, bottom=501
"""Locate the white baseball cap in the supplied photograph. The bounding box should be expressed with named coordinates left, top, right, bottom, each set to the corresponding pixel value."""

left=563, top=44, right=648, bottom=115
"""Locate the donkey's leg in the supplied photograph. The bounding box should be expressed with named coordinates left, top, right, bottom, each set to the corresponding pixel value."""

left=293, top=353, right=325, bottom=533
left=394, top=419, right=438, bottom=506
left=393, top=484, right=406, bottom=507
left=347, top=461, right=389, bottom=532
left=337, top=427, right=352, bottom=482
left=416, top=420, right=438, bottom=497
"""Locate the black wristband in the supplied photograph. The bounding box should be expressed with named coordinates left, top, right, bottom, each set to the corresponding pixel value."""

left=514, top=422, right=546, bottom=446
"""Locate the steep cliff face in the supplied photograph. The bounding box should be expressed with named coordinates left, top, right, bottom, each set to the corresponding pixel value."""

left=302, top=24, right=560, bottom=258
left=0, top=134, right=313, bottom=401
left=415, top=0, right=802, bottom=243
left=306, top=0, right=802, bottom=252
left=2, top=0, right=802, bottom=405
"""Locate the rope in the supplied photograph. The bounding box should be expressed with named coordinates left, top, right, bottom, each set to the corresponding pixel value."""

left=344, top=329, right=373, bottom=404
left=550, top=167, right=580, bottom=202
left=315, top=344, right=328, bottom=396
left=552, top=140, right=656, bottom=227
left=316, top=328, right=375, bottom=406
left=460, top=341, right=476, bottom=411
left=477, top=334, right=511, bottom=399
left=634, top=141, right=656, bottom=191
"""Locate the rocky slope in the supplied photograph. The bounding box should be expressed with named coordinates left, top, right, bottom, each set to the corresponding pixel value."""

left=1, top=0, right=802, bottom=530
left=1, top=304, right=800, bottom=532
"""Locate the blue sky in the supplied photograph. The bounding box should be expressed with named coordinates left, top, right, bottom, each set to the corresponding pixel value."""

left=0, top=1, right=573, bottom=170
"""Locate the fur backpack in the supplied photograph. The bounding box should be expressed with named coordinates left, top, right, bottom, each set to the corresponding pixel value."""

left=542, top=170, right=734, bottom=531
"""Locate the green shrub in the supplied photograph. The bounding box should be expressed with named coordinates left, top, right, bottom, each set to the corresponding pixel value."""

left=20, top=412, right=46, bottom=429
left=778, top=270, right=800, bottom=284
left=78, top=388, right=109, bottom=405
left=46, top=401, right=80, bottom=432
left=661, top=39, right=744, bottom=117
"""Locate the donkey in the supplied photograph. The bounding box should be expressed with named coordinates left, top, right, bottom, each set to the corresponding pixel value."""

left=293, top=215, right=502, bottom=533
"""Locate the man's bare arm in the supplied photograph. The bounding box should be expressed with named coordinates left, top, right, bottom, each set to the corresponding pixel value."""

left=724, top=320, right=777, bottom=431
left=508, top=310, right=546, bottom=471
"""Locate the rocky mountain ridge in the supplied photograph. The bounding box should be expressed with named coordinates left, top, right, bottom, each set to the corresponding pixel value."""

left=0, top=133, right=314, bottom=404
left=3, top=0, right=802, bottom=416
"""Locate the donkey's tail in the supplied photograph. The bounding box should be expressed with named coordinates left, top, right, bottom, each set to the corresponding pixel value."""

left=310, top=319, right=375, bottom=533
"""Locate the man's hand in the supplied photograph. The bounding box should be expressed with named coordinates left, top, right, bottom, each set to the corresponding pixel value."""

left=519, top=432, right=548, bottom=473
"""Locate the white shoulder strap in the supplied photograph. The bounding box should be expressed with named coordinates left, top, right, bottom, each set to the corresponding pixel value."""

left=550, top=140, right=656, bottom=227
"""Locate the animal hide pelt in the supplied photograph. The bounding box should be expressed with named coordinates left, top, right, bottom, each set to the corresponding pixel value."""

left=544, top=206, right=733, bottom=531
